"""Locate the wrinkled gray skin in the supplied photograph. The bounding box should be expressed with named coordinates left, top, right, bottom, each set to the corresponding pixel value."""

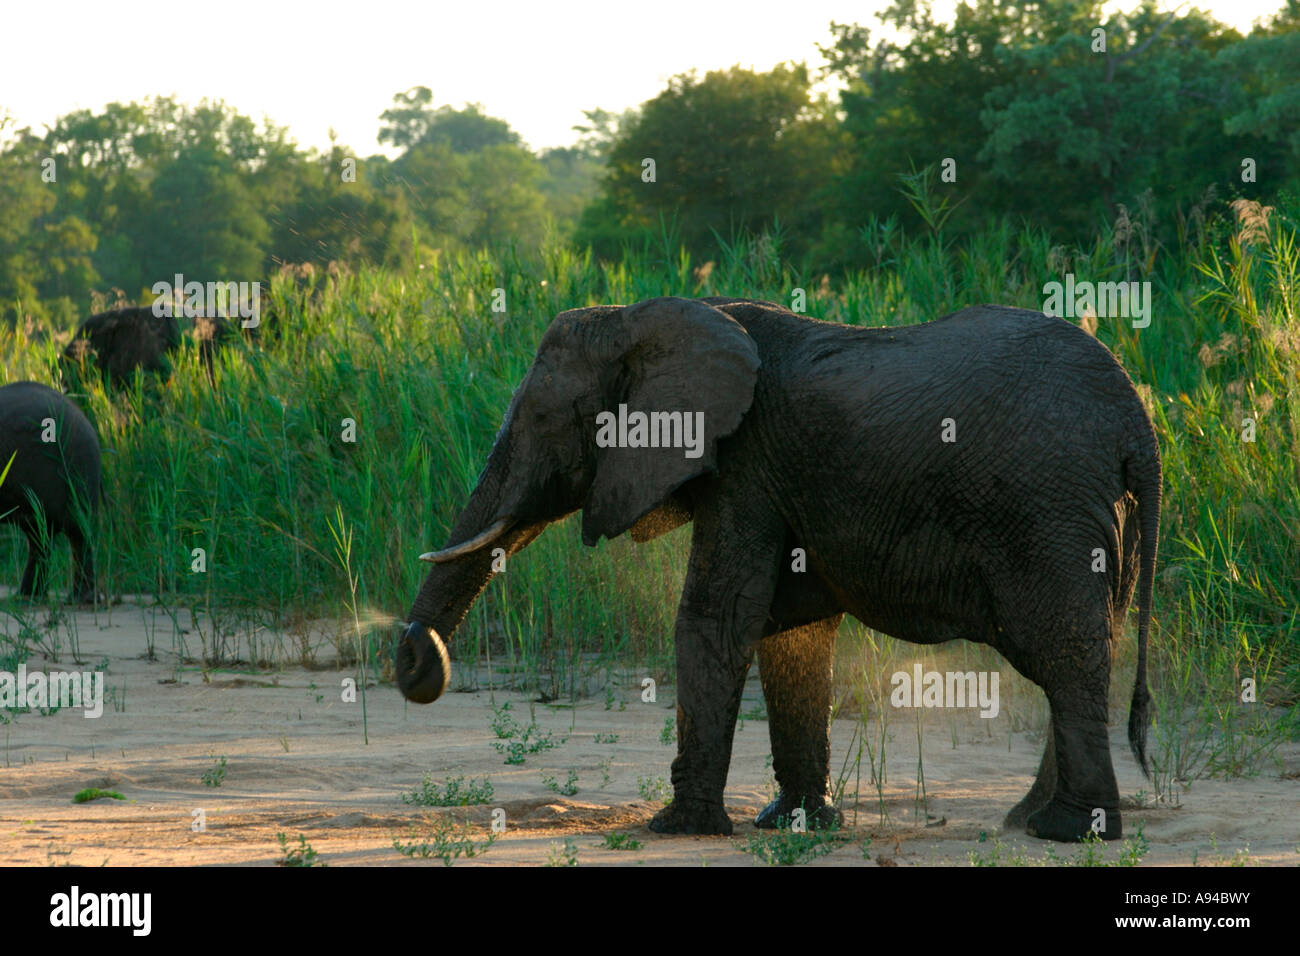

left=0, top=382, right=102, bottom=603
left=395, top=297, right=1161, bottom=842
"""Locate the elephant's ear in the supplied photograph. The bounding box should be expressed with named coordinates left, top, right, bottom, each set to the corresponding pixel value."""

left=581, top=297, right=759, bottom=546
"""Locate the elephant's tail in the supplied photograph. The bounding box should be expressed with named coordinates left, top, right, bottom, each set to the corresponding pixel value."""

left=1126, top=425, right=1162, bottom=779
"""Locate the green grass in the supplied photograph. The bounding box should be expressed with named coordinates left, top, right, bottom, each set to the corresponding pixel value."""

left=969, top=825, right=1151, bottom=867
left=401, top=773, right=494, bottom=807
left=1, top=201, right=1295, bottom=778
left=72, top=788, right=124, bottom=803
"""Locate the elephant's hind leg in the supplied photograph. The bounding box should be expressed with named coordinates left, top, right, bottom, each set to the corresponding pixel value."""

left=1007, top=619, right=1121, bottom=841
left=754, top=614, right=844, bottom=830
left=1002, top=717, right=1055, bottom=830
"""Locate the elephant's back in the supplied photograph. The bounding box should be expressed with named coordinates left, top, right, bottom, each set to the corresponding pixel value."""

left=0, top=382, right=102, bottom=510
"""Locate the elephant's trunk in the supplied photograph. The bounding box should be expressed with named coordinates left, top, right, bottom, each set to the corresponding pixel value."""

left=396, top=522, right=543, bottom=703
left=396, top=434, right=548, bottom=703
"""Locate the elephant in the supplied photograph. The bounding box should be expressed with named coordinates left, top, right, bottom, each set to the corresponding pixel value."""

left=394, top=296, right=1161, bottom=842
left=0, top=382, right=102, bottom=603
left=61, top=305, right=244, bottom=389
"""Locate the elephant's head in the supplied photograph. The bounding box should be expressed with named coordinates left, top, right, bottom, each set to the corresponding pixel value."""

left=61, top=307, right=181, bottom=389
left=395, top=296, right=761, bottom=703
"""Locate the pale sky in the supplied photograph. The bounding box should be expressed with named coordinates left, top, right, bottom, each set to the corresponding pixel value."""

left=0, top=1, right=1286, bottom=156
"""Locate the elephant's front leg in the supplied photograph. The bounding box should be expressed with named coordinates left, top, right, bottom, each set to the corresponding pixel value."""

left=648, top=490, right=783, bottom=836
left=755, top=615, right=843, bottom=830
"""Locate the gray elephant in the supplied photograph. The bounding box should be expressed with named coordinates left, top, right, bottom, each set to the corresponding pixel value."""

left=61, top=305, right=242, bottom=389
left=394, top=296, right=1161, bottom=842
left=0, top=382, right=102, bottom=603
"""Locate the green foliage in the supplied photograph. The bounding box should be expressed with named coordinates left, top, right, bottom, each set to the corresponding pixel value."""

left=545, top=838, right=579, bottom=867
left=659, top=716, right=675, bottom=746
left=73, top=788, right=124, bottom=803
left=969, top=825, right=1150, bottom=866
left=201, top=755, right=227, bottom=787
left=541, top=769, right=580, bottom=796
left=576, top=63, right=844, bottom=265
left=276, top=833, right=323, bottom=867
left=490, top=701, right=566, bottom=764
left=402, top=774, right=494, bottom=807
left=391, top=816, right=498, bottom=865
left=741, top=826, right=850, bottom=866
left=637, top=775, right=672, bottom=803
left=817, top=1, right=1295, bottom=255
left=599, top=832, right=642, bottom=851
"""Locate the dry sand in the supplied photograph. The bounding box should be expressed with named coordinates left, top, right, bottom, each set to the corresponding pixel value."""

left=1, top=599, right=1296, bottom=867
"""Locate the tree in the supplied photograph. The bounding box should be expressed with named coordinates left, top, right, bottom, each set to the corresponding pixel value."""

left=379, top=87, right=520, bottom=153
left=576, top=64, right=844, bottom=263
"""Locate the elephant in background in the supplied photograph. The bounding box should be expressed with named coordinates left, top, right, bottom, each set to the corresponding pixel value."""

left=61, top=305, right=245, bottom=389
left=394, top=296, right=1161, bottom=842
left=0, top=382, right=101, bottom=603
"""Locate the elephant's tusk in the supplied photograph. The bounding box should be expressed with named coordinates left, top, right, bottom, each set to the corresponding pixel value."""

left=418, top=517, right=513, bottom=563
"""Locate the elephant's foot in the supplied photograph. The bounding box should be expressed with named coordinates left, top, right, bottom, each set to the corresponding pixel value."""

left=647, top=799, right=733, bottom=835
left=1003, top=787, right=1053, bottom=830
left=1026, top=800, right=1122, bottom=842
left=754, top=791, right=841, bottom=830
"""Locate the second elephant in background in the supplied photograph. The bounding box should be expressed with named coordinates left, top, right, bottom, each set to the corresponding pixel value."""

left=61, top=305, right=245, bottom=389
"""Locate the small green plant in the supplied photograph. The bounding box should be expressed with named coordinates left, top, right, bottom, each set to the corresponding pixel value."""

left=73, top=788, right=124, bottom=803
left=1071, top=832, right=1109, bottom=867
left=276, top=833, right=323, bottom=867
left=491, top=700, right=519, bottom=739
left=597, top=757, right=612, bottom=788
left=741, top=825, right=849, bottom=866
left=202, top=755, right=227, bottom=787
left=401, top=774, right=494, bottom=807
left=660, top=716, right=675, bottom=746
left=969, top=825, right=1150, bottom=867
left=599, top=831, right=642, bottom=851
left=545, top=837, right=578, bottom=867
left=968, top=833, right=1033, bottom=867
left=593, top=732, right=619, bottom=744
left=490, top=703, right=566, bottom=765
left=542, top=769, right=579, bottom=796
left=740, top=702, right=768, bottom=721
left=1113, top=823, right=1151, bottom=867
left=392, top=816, right=497, bottom=865
left=604, top=686, right=616, bottom=711
left=637, top=774, right=672, bottom=803
left=1196, top=832, right=1256, bottom=867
